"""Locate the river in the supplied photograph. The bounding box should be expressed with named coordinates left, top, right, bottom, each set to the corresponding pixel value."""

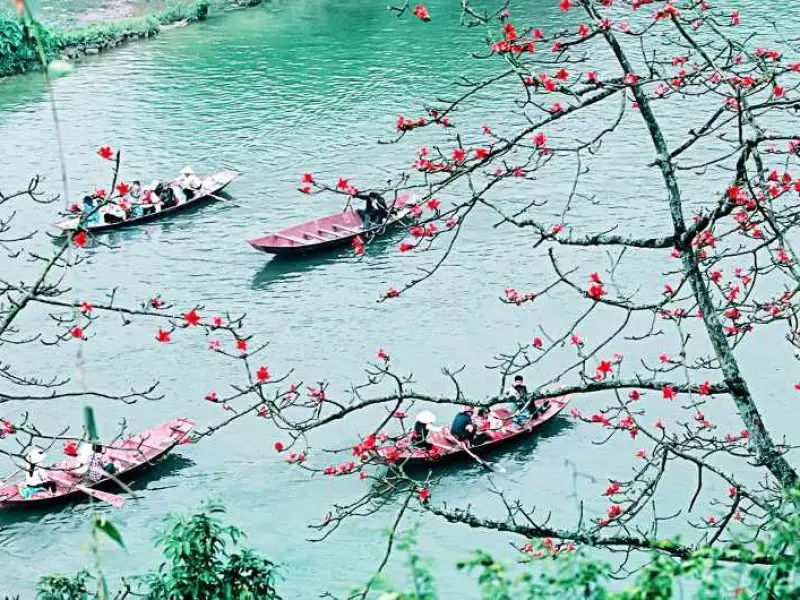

left=1, top=0, right=799, bottom=597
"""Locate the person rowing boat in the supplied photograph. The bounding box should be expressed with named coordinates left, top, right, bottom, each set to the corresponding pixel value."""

left=356, top=191, right=396, bottom=229
left=19, top=449, right=57, bottom=499
left=175, top=166, right=203, bottom=201
left=450, top=406, right=476, bottom=444
left=75, top=441, right=119, bottom=484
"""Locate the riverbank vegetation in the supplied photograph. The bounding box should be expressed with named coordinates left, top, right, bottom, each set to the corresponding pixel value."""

left=0, top=1, right=212, bottom=78
left=34, top=503, right=282, bottom=600
left=24, top=488, right=800, bottom=598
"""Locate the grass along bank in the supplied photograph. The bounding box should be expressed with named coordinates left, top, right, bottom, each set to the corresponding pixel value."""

left=0, top=1, right=266, bottom=79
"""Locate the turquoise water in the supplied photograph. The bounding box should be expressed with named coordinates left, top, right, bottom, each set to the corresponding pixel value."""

left=1, top=0, right=800, bottom=597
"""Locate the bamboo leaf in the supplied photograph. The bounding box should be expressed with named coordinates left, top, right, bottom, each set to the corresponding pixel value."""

left=93, top=516, right=126, bottom=550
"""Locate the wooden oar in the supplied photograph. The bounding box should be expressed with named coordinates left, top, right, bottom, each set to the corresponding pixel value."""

left=1, top=469, right=21, bottom=484
left=48, top=471, right=125, bottom=508
left=74, top=483, right=125, bottom=508
left=458, top=441, right=505, bottom=474
left=205, top=191, right=242, bottom=208
left=430, top=438, right=504, bottom=474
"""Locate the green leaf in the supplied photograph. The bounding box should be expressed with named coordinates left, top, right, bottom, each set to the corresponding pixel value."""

left=93, top=516, right=126, bottom=550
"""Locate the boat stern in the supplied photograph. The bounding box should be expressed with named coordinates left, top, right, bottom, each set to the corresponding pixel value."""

left=51, top=216, right=80, bottom=233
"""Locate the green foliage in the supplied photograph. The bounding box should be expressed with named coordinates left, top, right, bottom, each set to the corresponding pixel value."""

left=0, top=1, right=211, bottom=78
left=367, top=490, right=800, bottom=600
left=92, top=515, right=126, bottom=551
left=0, top=16, right=56, bottom=77
left=159, top=0, right=211, bottom=25
left=354, top=529, right=439, bottom=600
left=27, top=489, right=800, bottom=600
left=34, top=502, right=280, bottom=600
left=136, top=500, right=281, bottom=599
left=36, top=570, right=94, bottom=600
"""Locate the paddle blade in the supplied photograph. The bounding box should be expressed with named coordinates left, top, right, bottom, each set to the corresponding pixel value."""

left=80, top=484, right=125, bottom=508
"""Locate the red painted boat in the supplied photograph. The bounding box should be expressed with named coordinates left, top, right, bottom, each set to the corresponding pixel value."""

left=248, top=195, right=411, bottom=256
left=380, top=397, right=570, bottom=468
left=0, top=417, right=194, bottom=509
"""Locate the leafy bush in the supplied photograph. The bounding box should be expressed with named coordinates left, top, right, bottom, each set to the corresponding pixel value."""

left=136, top=501, right=281, bottom=599
left=36, top=570, right=93, bottom=600
left=34, top=502, right=281, bottom=600
left=26, top=489, right=800, bottom=599
left=0, top=16, right=57, bottom=77
left=0, top=1, right=211, bottom=78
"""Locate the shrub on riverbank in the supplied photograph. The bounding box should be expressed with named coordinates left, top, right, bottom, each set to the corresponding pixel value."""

left=35, top=502, right=282, bottom=600
left=0, top=15, right=54, bottom=77
left=23, top=491, right=800, bottom=599
left=0, top=1, right=210, bottom=78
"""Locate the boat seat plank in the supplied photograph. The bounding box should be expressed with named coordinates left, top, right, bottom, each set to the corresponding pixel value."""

left=302, top=231, right=329, bottom=242
left=332, top=224, right=362, bottom=235
left=316, top=227, right=345, bottom=239
left=272, top=233, right=309, bottom=245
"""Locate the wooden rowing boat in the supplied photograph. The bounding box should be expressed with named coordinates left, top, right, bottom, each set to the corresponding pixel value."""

left=52, top=170, right=238, bottom=234
left=379, top=398, right=570, bottom=468
left=0, top=417, right=194, bottom=509
left=248, top=195, right=411, bottom=256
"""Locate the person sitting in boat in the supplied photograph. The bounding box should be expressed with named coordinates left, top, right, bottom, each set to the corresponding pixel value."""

left=175, top=167, right=203, bottom=201
left=19, top=448, right=57, bottom=498
left=157, top=184, right=178, bottom=210
left=506, top=376, right=550, bottom=427
left=81, top=193, right=101, bottom=225
left=411, top=410, right=439, bottom=452
left=140, top=182, right=162, bottom=216
left=506, top=375, right=536, bottom=426
left=101, top=200, right=127, bottom=224
left=76, top=442, right=118, bottom=484
left=450, top=406, right=476, bottom=444
left=473, top=407, right=504, bottom=443
left=62, top=440, right=81, bottom=473
left=127, top=180, right=143, bottom=218
left=506, top=374, right=528, bottom=402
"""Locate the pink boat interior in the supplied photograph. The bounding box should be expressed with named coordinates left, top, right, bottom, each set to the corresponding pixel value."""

left=249, top=210, right=367, bottom=250
left=384, top=398, right=569, bottom=462
left=249, top=195, right=410, bottom=250
left=0, top=417, right=194, bottom=505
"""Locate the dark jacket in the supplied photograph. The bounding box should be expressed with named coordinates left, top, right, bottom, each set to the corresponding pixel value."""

left=412, top=421, right=430, bottom=446
left=451, top=411, right=474, bottom=441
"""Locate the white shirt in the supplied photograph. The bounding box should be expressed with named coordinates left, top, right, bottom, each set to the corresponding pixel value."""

left=175, top=173, right=202, bottom=190
left=169, top=183, right=185, bottom=204
left=476, top=414, right=505, bottom=432
left=185, top=174, right=202, bottom=190
left=103, top=203, right=126, bottom=219
left=506, top=385, right=523, bottom=398
left=25, top=467, right=48, bottom=487
left=75, top=443, right=93, bottom=475
left=487, top=414, right=505, bottom=430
